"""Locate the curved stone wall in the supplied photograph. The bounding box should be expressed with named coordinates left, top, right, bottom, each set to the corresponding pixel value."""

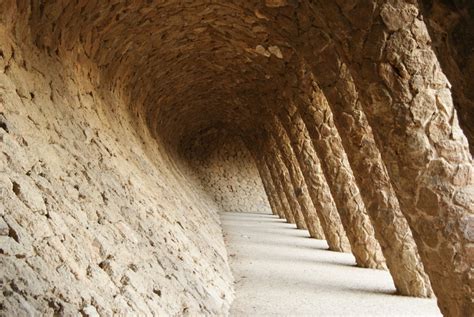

left=182, top=128, right=270, bottom=214
left=0, top=23, right=233, bottom=316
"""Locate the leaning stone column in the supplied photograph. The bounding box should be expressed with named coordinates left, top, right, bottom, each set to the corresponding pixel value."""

left=264, top=136, right=307, bottom=230
left=253, top=152, right=284, bottom=218
left=300, top=57, right=432, bottom=296
left=270, top=117, right=325, bottom=239
left=255, top=156, right=280, bottom=217
left=279, top=105, right=351, bottom=252
left=336, top=3, right=474, bottom=314
left=247, top=140, right=284, bottom=218
left=263, top=148, right=296, bottom=224
left=296, top=86, right=386, bottom=269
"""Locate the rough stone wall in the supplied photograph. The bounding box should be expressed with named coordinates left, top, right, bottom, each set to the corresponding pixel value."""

left=183, top=128, right=271, bottom=214
left=0, top=28, right=233, bottom=316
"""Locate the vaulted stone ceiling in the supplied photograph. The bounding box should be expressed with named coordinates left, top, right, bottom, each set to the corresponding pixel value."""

left=6, top=0, right=472, bottom=151
left=20, top=1, right=297, bottom=146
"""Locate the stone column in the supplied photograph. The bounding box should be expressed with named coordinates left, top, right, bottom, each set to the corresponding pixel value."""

left=264, top=136, right=307, bottom=230
left=340, top=3, right=474, bottom=314
left=254, top=153, right=285, bottom=218
left=263, top=148, right=296, bottom=224
left=269, top=117, right=325, bottom=239
left=300, top=57, right=432, bottom=296
left=279, top=105, right=351, bottom=252
left=295, top=86, right=386, bottom=269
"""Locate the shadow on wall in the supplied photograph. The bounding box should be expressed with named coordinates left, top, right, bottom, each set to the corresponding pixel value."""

left=180, top=127, right=271, bottom=214
left=420, top=0, right=474, bottom=154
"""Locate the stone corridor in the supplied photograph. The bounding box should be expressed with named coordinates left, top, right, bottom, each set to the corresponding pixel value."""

left=0, top=1, right=473, bottom=316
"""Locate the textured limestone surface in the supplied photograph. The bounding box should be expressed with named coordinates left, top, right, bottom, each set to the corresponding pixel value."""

left=0, top=28, right=233, bottom=316
left=183, top=128, right=271, bottom=214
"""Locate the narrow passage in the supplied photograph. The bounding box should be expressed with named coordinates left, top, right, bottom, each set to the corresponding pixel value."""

left=221, top=212, right=442, bottom=316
